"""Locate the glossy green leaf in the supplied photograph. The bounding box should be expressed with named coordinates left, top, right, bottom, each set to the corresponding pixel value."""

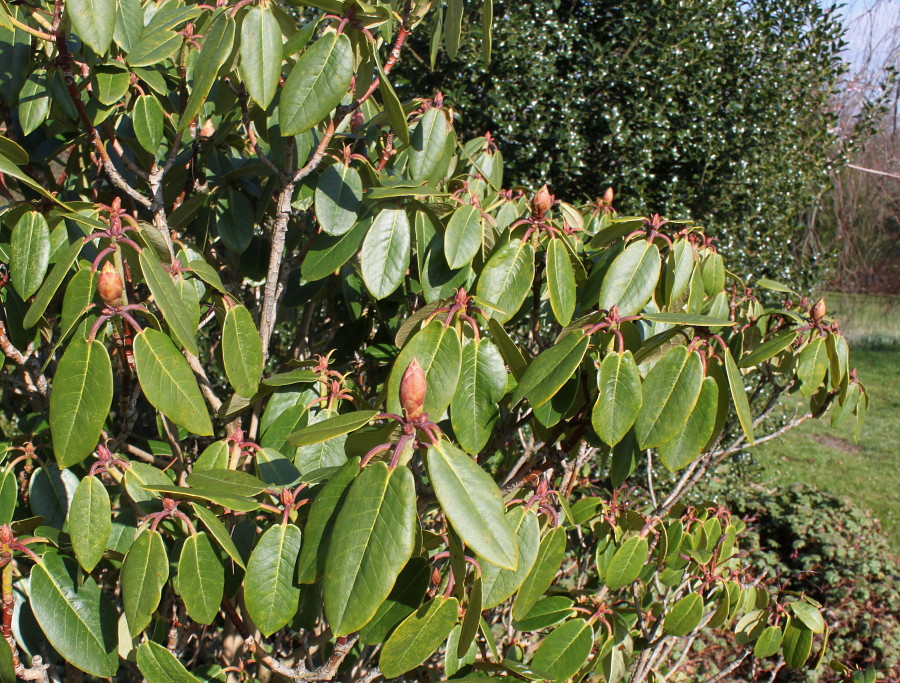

left=754, top=625, right=783, bottom=658
left=239, top=4, right=282, bottom=109
left=788, top=601, right=825, bottom=634
left=531, top=618, right=593, bottom=682
left=598, top=240, right=661, bottom=316
left=360, top=207, right=411, bottom=299
left=315, top=163, right=363, bottom=236
left=245, top=523, right=303, bottom=636
left=444, top=204, right=482, bottom=269
left=664, top=238, right=695, bottom=302
left=605, top=535, right=648, bottom=590
left=797, top=336, right=828, bottom=397
left=664, top=592, right=703, bottom=636
left=512, top=526, right=566, bottom=620
left=476, top=238, right=535, bottom=323
left=783, top=622, right=813, bottom=669
left=409, top=106, right=451, bottom=183
left=635, top=346, right=703, bottom=448
left=374, top=58, right=409, bottom=144
left=324, top=463, right=416, bottom=635
left=513, top=596, right=576, bottom=631
left=386, top=320, right=462, bottom=418
left=69, top=476, right=111, bottom=572
left=481, top=507, right=540, bottom=608
left=723, top=348, right=755, bottom=444
left=280, top=33, right=353, bottom=135
left=49, top=339, right=113, bottom=468
left=133, top=94, right=165, bottom=153
left=19, top=71, right=50, bottom=135
left=121, top=529, right=169, bottom=636
left=286, top=410, right=377, bottom=447
left=30, top=553, right=118, bottom=677
left=137, top=641, right=201, bottom=683
left=427, top=441, right=518, bottom=570
left=302, top=215, right=369, bottom=281
left=126, top=30, right=183, bottom=67
left=190, top=503, right=245, bottom=569
left=360, top=557, right=431, bottom=645
left=444, top=0, right=463, bottom=58
left=177, top=10, right=235, bottom=133
left=547, top=238, right=576, bottom=326
left=23, top=239, right=82, bottom=329
left=451, top=339, right=507, bottom=454
left=139, top=249, right=199, bottom=355
left=10, top=211, right=50, bottom=298
left=591, top=351, right=642, bottom=447
left=701, top=252, right=725, bottom=295
left=738, top=331, right=797, bottom=368
left=178, top=532, right=224, bottom=625
left=68, top=0, right=116, bottom=54
left=380, top=597, right=459, bottom=678
left=658, top=377, right=719, bottom=471
left=641, top=312, right=734, bottom=326
left=134, top=328, right=213, bottom=435
left=222, top=304, right=264, bottom=397
left=510, top=331, right=588, bottom=409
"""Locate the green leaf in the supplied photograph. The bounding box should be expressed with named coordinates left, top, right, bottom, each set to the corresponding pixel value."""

left=121, top=529, right=169, bottom=636
left=591, top=351, right=642, bottom=447
left=69, top=476, right=111, bottom=572
left=19, top=71, right=50, bottom=135
left=324, top=463, right=416, bottom=636
left=605, top=535, right=648, bottom=590
left=374, top=58, right=409, bottom=144
left=137, top=641, right=201, bottom=683
left=512, top=526, right=566, bottom=620
left=245, top=523, right=303, bottom=636
left=296, top=457, right=359, bottom=584
left=49, top=339, right=113, bottom=469
left=444, top=0, right=463, bottom=58
left=754, top=625, right=783, bottom=658
left=315, top=163, right=363, bottom=236
left=23, top=238, right=82, bottom=328
left=360, top=557, right=431, bottom=644
left=222, top=304, right=264, bottom=397
left=30, top=553, right=118, bottom=677
left=280, top=33, right=353, bottom=135
left=380, top=597, right=459, bottom=678
left=723, top=348, right=755, bottom=444
left=178, top=532, right=224, bottom=625
left=190, top=503, right=245, bottom=569
left=427, top=441, right=518, bottom=570
left=10, top=211, right=50, bottom=298
left=133, top=328, right=213, bottom=436
left=641, top=312, right=734, bottom=327
left=658, top=377, right=719, bottom=471
left=481, top=507, right=540, bottom=608
left=139, top=249, right=199, bottom=355
left=664, top=592, right=703, bottom=636
left=302, top=215, right=370, bottom=281
left=386, top=320, right=462, bottom=419
left=797, top=336, right=828, bottom=397
left=444, top=204, right=482, bottom=269
left=185, top=469, right=267, bottom=496
left=94, top=65, right=130, bottom=105
left=239, top=4, right=282, bottom=109
left=701, top=252, right=725, bottom=295
left=68, top=0, right=116, bottom=54
left=634, top=346, right=703, bottom=448
left=360, top=207, right=411, bottom=299
left=547, top=238, right=576, bottom=326
left=451, top=339, right=507, bottom=454
left=216, top=189, right=254, bottom=254
left=738, top=331, right=797, bottom=368
left=482, top=0, right=493, bottom=62
left=598, top=240, right=661, bottom=316
left=286, top=410, right=377, bottom=447
left=126, top=30, right=183, bottom=67
left=510, top=331, right=588, bottom=409
left=133, top=94, right=165, bottom=153
left=531, top=618, right=593, bottom=682
left=177, top=10, right=235, bottom=133
left=787, top=601, right=825, bottom=634
left=783, top=622, right=813, bottom=669
left=409, top=107, right=451, bottom=184
left=664, top=238, right=695, bottom=302
left=476, top=238, right=535, bottom=323
left=513, top=596, right=576, bottom=631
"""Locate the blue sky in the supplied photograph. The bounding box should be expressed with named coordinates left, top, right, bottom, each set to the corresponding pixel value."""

left=837, top=0, right=898, bottom=72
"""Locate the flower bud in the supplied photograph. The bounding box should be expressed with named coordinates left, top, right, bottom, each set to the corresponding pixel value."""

left=400, top=358, right=427, bottom=419
left=98, top=262, right=124, bottom=306
left=603, top=186, right=614, bottom=205
left=531, top=184, right=552, bottom=216
left=811, top=298, right=826, bottom=322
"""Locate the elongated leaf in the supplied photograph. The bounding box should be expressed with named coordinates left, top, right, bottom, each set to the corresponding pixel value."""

left=386, top=321, right=462, bottom=419
left=30, top=553, right=118, bottom=677
left=10, top=211, right=50, bottom=298
left=68, top=0, right=116, bottom=55
left=139, top=249, right=199, bottom=355
left=280, top=33, right=353, bottom=135
left=133, top=328, right=213, bottom=436
left=50, top=339, right=113, bottom=468
left=513, top=596, right=576, bottom=631
left=409, top=107, right=451, bottom=184
left=245, top=523, right=303, bottom=636
left=476, top=239, right=535, bottom=323
left=444, top=0, right=463, bottom=58
left=783, top=622, right=813, bottom=669
left=605, top=535, right=648, bottom=590
left=451, top=339, right=507, bottom=454
left=512, top=526, right=566, bottom=620
left=658, top=377, right=719, bottom=471
left=190, top=503, right=245, bottom=569
left=23, top=239, right=82, bottom=328
left=797, top=336, right=828, bottom=397
left=739, top=331, right=797, bottom=368
left=126, top=30, right=183, bottom=67
left=599, top=240, right=661, bottom=316
left=754, top=625, right=783, bottom=658
left=222, top=304, right=263, bottom=397
left=664, top=238, right=695, bottom=302
left=360, top=557, right=431, bottom=645
left=634, top=346, right=703, bottom=448
left=133, top=94, right=164, bottom=153
left=360, top=207, right=411, bottom=299
left=641, top=312, right=734, bottom=326
left=481, top=507, right=540, bottom=608
left=324, top=463, right=416, bottom=635
left=664, top=592, right=703, bottom=636
left=547, top=238, right=576, bottom=325
left=375, top=58, right=409, bottom=144
left=532, top=618, right=593, bottom=682
left=177, top=10, right=235, bottom=133
left=69, top=477, right=111, bottom=572
left=380, top=597, right=459, bottom=678
left=302, top=216, right=369, bottom=281
left=444, top=204, right=482, bottom=269
left=19, top=71, right=49, bottom=135
left=591, top=351, right=642, bottom=447
left=427, top=441, right=517, bottom=570
left=239, top=4, right=282, bottom=109
left=286, top=410, right=377, bottom=447
left=315, top=163, right=363, bottom=236
left=178, top=532, right=223, bottom=625
left=510, top=331, right=588, bottom=409
left=787, top=601, right=825, bottom=634
left=723, top=348, right=755, bottom=444
left=137, top=641, right=201, bottom=683
left=122, top=529, right=169, bottom=636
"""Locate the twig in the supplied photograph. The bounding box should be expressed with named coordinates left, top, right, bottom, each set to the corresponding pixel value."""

left=699, top=650, right=751, bottom=683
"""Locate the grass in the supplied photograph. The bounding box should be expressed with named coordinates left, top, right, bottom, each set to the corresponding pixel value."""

left=756, top=292, right=900, bottom=552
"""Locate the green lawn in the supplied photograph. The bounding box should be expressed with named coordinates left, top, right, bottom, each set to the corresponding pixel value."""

left=756, top=292, right=900, bottom=552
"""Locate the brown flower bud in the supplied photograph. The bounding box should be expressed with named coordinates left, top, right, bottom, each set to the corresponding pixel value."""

left=531, top=184, right=553, bottom=216
left=400, top=358, right=427, bottom=419
left=97, top=262, right=124, bottom=306
left=603, top=186, right=614, bottom=204
left=811, top=298, right=826, bottom=322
